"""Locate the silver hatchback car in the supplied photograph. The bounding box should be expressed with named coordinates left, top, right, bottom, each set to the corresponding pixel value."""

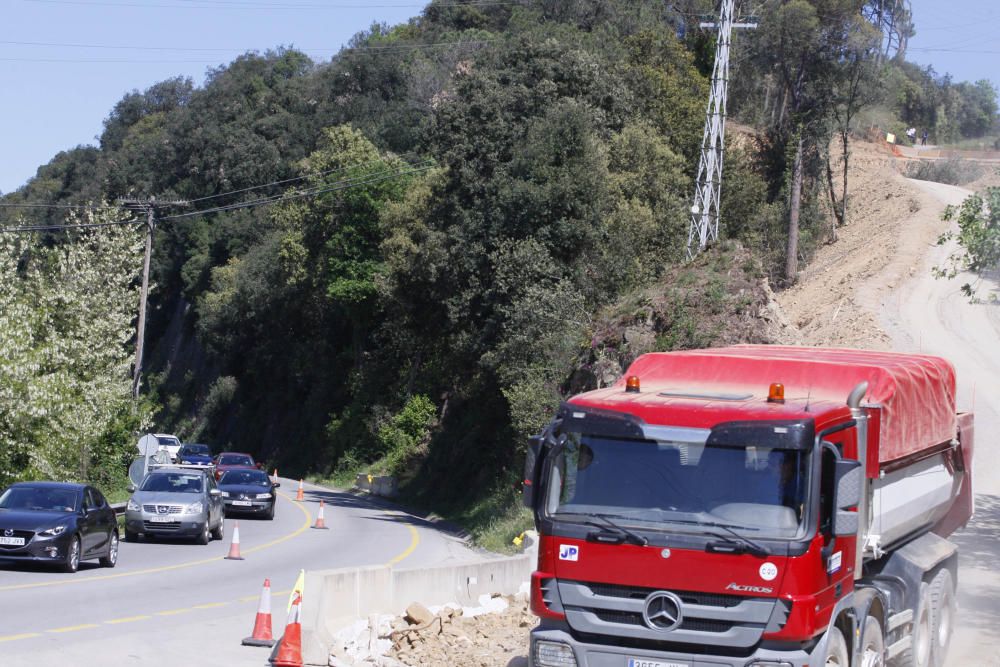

left=124, top=467, right=224, bottom=544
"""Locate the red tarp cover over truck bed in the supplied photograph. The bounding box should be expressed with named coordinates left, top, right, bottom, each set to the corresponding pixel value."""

left=623, top=346, right=957, bottom=464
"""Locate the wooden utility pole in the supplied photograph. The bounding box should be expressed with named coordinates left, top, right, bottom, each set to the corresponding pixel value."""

left=118, top=197, right=189, bottom=399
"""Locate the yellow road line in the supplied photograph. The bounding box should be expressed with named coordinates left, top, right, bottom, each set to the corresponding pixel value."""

left=48, top=624, right=99, bottom=633
left=192, top=601, right=228, bottom=610
left=0, top=633, right=41, bottom=642
left=0, top=489, right=312, bottom=593
left=105, top=615, right=150, bottom=625
left=155, top=608, right=191, bottom=616
left=385, top=523, right=420, bottom=566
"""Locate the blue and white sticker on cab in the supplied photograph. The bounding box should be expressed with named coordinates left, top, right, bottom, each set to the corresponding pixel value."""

left=559, top=544, right=580, bottom=561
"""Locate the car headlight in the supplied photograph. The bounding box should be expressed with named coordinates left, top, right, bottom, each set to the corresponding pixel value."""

left=40, top=525, right=68, bottom=537
left=221, top=491, right=230, bottom=498
left=183, top=501, right=204, bottom=514
left=255, top=493, right=272, bottom=499
left=127, top=498, right=140, bottom=512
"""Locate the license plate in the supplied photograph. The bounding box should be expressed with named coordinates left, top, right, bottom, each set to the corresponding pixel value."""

left=0, top=536, right=25, bottom=546
left=627, top=659, right=688, bottom=667
left=149, top=516, right=174, bottom=523
left=231, top=500, right=252, bottom=506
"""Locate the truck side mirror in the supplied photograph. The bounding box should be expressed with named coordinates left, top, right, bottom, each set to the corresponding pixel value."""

left=833, top=459, right=862, bottom=537
left=522, top=435, right=542, bottom=509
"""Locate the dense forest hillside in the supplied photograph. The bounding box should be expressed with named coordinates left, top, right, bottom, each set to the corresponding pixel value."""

left=1, top=0, right=996, bottom=541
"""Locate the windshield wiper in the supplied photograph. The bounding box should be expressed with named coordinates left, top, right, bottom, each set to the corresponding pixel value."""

left=554, top=512, right=648, bottom=546
left=657, top=517, right=770, bottom=556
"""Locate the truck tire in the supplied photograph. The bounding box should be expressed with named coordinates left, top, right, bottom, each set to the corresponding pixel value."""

left=861, top=616, right=886, bottom=667
left=929, top=569, right=956, bottom=667
left=822, top=626, right=850, bottom=666
left=897, top=582, right=932, bottom=667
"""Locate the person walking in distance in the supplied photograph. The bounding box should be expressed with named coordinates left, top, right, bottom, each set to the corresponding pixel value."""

left=921, top=129, right=928, bottom=146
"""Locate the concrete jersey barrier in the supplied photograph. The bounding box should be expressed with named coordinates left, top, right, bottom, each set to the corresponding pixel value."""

left=289, top=535, right=538, bottom=666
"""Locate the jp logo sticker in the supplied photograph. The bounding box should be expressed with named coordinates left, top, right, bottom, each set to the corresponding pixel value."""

left=759, top=562, right=778, bottom=581
left=559, top=544, right=579, bottom=561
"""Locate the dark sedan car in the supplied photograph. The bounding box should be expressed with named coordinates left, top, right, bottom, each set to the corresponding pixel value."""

left=0, top=482, right=118, bottom=573
left=218, top=469, right=278, bottom=520
left=177, top=444, right=213, bottom=466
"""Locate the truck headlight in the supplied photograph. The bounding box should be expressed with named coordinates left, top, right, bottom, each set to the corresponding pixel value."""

left=126, top=498, right=140, bottom=512
left=183, top=502, right=204, bottom=514
left=533, top=641, right=577, bottom=667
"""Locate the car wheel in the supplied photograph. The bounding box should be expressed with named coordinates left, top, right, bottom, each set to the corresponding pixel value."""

left=99, top=531, right=119, bottom=568
left=211, top=518, right=224, bottom=541
left=124, top=529, right=140, bottom=542
left=196, top=521, right=210, bottom=545
left=265, top=503, right=275, bottom=521
left=62, top=536, right=81, bottom=573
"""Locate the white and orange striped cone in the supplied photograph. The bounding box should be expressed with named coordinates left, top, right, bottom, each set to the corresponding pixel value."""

left=271, top=591, right=303, bottom=667
left=272, top=468, right=279, bottom=484
left=295, top=479, right=304, bottom=502
left=242, top=578, right=275, bottom=647
left=311, top=500, right=328, bottom=530
left=225, top=521, right=245, bottom=560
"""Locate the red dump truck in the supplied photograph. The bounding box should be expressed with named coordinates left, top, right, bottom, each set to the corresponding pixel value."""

left=523, top=346, right=974, bottom=667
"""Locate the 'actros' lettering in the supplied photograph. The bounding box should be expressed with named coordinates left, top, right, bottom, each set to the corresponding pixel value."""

left=726, top=583, right=773, bottom=594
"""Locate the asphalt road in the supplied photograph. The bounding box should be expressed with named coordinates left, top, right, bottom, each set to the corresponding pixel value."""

left=881, top=179, right=1000, bottom=666
left=0, top=478, right=478, bottom=666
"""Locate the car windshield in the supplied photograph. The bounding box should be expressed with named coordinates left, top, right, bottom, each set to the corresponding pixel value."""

left=157, top=436, right=180, bottom=447
left=180, top=445, right=210, bottom=456
left=218, top=454, right=253, bottom=466
left=0, top=487, right=79, bottom=512
left=543, top=433, right=811, bottom=539
left=140, top=473, right=204, bottom=493
left=220, top=471, right=270, bottom=486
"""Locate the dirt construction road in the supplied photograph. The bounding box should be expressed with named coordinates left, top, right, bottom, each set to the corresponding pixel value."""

left=877, top=179, right=1000, bottom=667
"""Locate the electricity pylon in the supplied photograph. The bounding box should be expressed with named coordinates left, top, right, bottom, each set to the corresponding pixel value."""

left=686, top=0, right=757, bottom=259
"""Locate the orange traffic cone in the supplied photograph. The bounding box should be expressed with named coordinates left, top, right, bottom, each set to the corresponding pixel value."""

left=295, top=479, right=304, bottom=502
left=225, top=521, right=245, bottom=560
left=271, top=591, right=303, bottom=667
left=311, top=500, right=329, bottom=530
left=242, top=578, right=275, bottom=647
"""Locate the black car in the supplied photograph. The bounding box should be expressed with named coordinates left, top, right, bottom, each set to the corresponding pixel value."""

left=0, top=482, right=118, bottom=573
left=218, top=469, right=279, bottom=520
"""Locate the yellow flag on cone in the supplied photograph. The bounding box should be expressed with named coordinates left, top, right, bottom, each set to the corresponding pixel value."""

left=288, top=569, right=305, bottom=613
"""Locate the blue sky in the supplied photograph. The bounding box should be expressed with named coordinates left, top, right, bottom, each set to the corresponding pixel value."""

left=0, top=0, right=423, bottom=194
left=1, top=0, right=998, bottom=194
left=906, top=0, right=1000, bottom=89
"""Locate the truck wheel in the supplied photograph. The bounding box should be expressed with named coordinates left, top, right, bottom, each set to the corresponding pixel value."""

left=861, top=616, right=886, bottom=667
left=823, top=626, right=850, bottom=666
left=929, top=569, right=956, bottom=667
left=899, top=582, right=933, bottom=667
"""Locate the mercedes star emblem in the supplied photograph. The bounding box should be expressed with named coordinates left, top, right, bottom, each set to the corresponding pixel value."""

left=642, top=591, right=684, bottom=632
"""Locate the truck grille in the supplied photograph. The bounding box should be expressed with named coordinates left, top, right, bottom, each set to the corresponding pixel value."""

left=558, top=580, right=781, bottom=649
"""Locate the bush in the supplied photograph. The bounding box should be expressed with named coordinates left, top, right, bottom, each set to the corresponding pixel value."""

left=904, top=159, right=986, bottom=186
left=375, top=394, right=437, bottom=477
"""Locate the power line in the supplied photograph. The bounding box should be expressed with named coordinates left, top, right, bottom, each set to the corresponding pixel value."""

left=185, top=153, right=422, bottom=204
left=0, top=218, right=141, bottom=233
left=162, top=162, right=434, bottom=221
left=0, top=202, right=96, bottom=210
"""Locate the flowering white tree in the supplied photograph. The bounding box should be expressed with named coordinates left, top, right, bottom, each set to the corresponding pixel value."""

left=0, top=208, right=149, bottom=486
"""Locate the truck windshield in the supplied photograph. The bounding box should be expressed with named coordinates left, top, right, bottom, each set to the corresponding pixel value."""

left=543, top=433, right=810, bottom=539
